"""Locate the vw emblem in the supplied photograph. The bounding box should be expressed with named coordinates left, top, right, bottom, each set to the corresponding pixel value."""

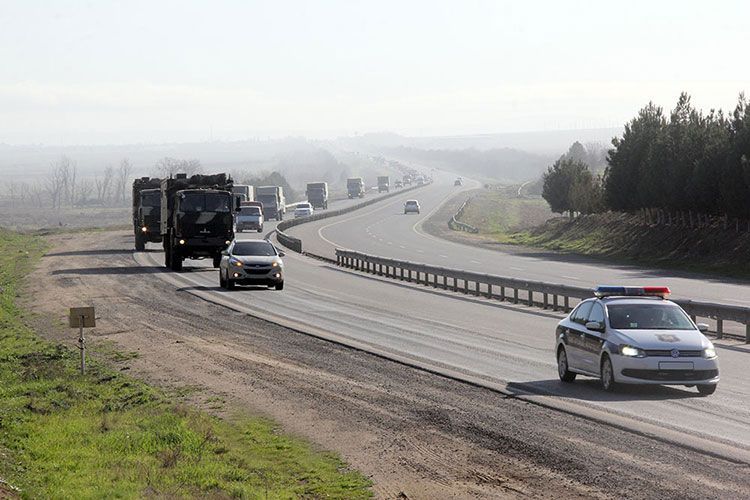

left=670, top=349, right=680, bottom=358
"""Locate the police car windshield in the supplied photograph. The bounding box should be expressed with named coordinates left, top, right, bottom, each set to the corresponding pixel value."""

left=607, top=304, right=694, bottom=330
left=232, top=241, right=276, bottom=256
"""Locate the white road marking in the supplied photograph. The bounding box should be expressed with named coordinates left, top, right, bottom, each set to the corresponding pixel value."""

left=721, top=298, right=750, bottom=305
left=399, top=245, right=406, bottom=249
left=439, top=254, right=448, bottom=258
left=470, top=259, right=481, bottom=264
left=510, top=267, right=524, bottom=271
left=387, top=242, right=393, bottom=245
left=561, top=275, right=582, bottom=281
left=416, top=249, right=424, bottom=253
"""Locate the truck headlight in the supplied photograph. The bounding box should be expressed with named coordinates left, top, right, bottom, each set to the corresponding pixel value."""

left=272, top=261, right=279, bottom=267
left=141, top=226, right=148, bottom=232
left=620, top=345, right=645, bottom=358
left=702, top=347, right=717, bottom=359
left=179, top=239, right=185, bottom=245
left=231, top=259, right=243, bottom=267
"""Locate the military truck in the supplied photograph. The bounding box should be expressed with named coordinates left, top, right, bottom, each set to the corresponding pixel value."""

left=132, top=177, right=162, bottom=251
left=256, top=186, right=286, bottom=220
left=347, top=177, right=365, bottom=198
left=160, top=173, right=237, bottom=272
left=231, top=184, right=254, bottom=206
left=403, top=174, right=412, bottom=185
left=377, top=176, right=390, bottom=193
left=306, top=182, right=329, bottom=209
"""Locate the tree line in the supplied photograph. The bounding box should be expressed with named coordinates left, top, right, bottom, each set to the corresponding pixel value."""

left=2, top=157, right=133, bottom=209
left=543, top=92, right=750, bottom=218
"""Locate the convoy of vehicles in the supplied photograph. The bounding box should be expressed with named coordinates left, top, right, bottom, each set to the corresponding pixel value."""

left=160, top=173, right=237, bottom=272
left=231, top=184, right=254, bottom=206
left=555, top=286, right=719, bottom=395
left=394, top=180, right=403, bottom=189
left=347, top=177, right=365, bottom=198
left=235, top=204, right=264, bottom=232
left=256, top=185, right=286, bottom=221
left=403, top=174, right=412, bottom=185
left=132, top=176, right=162, bottom=251
left=306, top=182, right=329, bottom=209
left=219, top=239, right=285, bottom=290
left=404, top=199, right=420, bottom=214
left=294, top=202, right=314, bottom=218
left=377, top=175, right=390, bottom=193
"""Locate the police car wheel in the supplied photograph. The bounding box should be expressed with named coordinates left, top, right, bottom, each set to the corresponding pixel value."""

left=557, top=347, right=576, bottom=382
left=600, top=355, right=617, bottom=392
left=697, top=384, right=717, bottom=396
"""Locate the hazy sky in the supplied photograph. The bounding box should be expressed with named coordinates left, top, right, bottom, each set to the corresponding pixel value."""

left=1, top=0, right=748, bottom=145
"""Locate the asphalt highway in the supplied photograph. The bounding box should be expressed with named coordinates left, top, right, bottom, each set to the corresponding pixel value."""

left=134, top=183, right=750, bottom=464
left=290, top=171, right=750, bottom=307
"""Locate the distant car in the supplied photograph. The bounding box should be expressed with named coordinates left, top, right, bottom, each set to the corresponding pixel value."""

left=294, top=203, right=314, bottom=218
left=219, top=240, right=285, bottom=290
left=404, top=200, right=420, bottom=214
left=555, top=286, right=719, bottom=395
left=394, top=180, right=403, bottom=188
left=454, top=178, right=463, bottom=186
left=415, top=176, right=425, bottom=185
left=235, top=205, right=264, bottom=233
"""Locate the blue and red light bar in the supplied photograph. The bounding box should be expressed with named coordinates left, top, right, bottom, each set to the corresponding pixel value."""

left=593, top=285, right=671, bottom=298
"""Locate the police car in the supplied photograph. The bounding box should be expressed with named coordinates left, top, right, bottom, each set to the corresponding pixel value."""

left=555, top=286, right=719, bottom=395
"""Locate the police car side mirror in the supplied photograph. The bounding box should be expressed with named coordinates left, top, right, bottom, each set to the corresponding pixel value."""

left=696, top=323, right=709, bottom=333
left=586, top=321, right=605, bottom=332
left=278, top=251, right=286, bottom=257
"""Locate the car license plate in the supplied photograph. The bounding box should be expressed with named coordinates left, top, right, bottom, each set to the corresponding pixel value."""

left=658, top=362, right=694, bottom=370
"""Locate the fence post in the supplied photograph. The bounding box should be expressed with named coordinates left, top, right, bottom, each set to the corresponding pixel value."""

left=564, top=296, right=570, bottom=312
left=475, top=281, right=480, bottom=296
left=543, top=293, right=549, bottom=309
left=514, top=288, right=519, bottom=304
left=500, top=286, right=505, bottom=301
left=528, top=290, right=533, bottom=307
left=487, top=284, right=492, bottom=299
left=716, top=319, right=723, bottom=339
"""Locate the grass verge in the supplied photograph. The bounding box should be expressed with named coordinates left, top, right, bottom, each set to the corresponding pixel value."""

left=0, top=228, right=371, bottom=498
left=456, top=189, right=750, bottom=278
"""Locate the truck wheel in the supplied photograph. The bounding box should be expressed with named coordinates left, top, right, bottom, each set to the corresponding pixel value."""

left=212, top=254, right=221, bottom=268
left=257, top=228, right=263, bottom=233
left=170, top=250, right=183, bottom=272
left=164, top=243, right=172, bottom=268
left=135, top=233, right=145, bottom=251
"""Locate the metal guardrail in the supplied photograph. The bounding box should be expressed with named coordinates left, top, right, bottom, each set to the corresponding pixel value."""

left=275, top=182, right=430, bottom=254
left=448, top=198, right=479, bottom=233
left=335, top=249, right=750, bottom=343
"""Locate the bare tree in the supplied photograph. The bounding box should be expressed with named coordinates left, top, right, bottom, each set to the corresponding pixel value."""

left=95, top=164, right=115, bottom=203
left=114, top=158, right=133, bottom=205
left=45, top=159, right=67, bottom=208
left=30, top=182, right=44, bottom=207
left=77, top=178, right=94, bottom=204
left=154, top=157, right=202, bottom=177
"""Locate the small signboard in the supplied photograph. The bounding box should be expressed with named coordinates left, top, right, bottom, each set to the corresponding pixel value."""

left=69, top=307, right=96, bottom=328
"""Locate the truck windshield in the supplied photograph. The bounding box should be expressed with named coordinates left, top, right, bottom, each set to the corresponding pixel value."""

left=141, top=192, right=160, bottom=207
left=180, top=193, right=231, bottom=213
left=232, top=241, right=277, bottom=256
left=239, top=207, right=261, bottom=215
left=607, top=304, right=695, bottom=330
left=257, top=195, right=277, bottom=204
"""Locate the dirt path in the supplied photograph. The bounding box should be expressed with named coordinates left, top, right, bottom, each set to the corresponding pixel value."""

left=24, top=230, right=750, bottom=499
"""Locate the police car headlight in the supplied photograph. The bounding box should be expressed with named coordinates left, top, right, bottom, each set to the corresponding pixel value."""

left=702, top=347, right=717, bottom=359
left=620, top=345, right=645, bottom=358
left=231, top=259, right=243, bottom=267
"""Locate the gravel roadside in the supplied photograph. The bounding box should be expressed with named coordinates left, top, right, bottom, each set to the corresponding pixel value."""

left=24, top=230, right=750, bottom=499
